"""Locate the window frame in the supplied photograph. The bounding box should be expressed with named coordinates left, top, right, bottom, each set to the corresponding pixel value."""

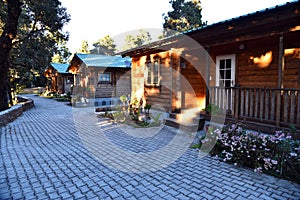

left=216, top=54, right=236, bottom=87
left=145, top=57, right=160, bottom=86
left=66, top=76, right=74, bottom=84
left=99, top=72, right=111, bottom=83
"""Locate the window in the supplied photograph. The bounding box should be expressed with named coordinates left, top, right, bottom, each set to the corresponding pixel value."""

left=99, top=73, right=111, bottom=82
left=66, top=77, right=74, bottom=84
left=145, top=58, right=160, bottom=86
left=216, top=54, right=236, bottom=87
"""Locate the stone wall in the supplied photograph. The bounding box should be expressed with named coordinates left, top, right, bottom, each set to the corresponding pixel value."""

left=0, top=96, right=34, bottom=127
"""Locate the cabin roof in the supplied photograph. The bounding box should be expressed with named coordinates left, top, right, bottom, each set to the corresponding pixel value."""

left=50, top=63, right=70, bottom=74
left=75, top=53, right=131, bottom=68
left=121, top=0, right=300, bottom=57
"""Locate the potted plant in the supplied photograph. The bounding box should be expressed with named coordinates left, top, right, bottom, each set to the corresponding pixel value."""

left=144, top=103, right=152, bottom=119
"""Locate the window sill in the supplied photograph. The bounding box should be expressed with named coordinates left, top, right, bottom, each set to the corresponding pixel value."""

left=98, top=81, right=112, bottom=84
left=145, top=83, right=160, bottom=88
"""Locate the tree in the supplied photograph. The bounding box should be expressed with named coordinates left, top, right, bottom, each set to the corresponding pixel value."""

left=77, top=40, right=90, bottom=54
left=0, top=0, right=70, bottom=111
left=122, top=29, right=152, bottom=51
left=162, top=0, right=206, bottom=36
left=52, top=54, right=64, bottom=63
left=52, top=40, right=71, bottom=63
left=90, top=35, right=116, bottom=55
left=0, top=0, right=22, bottom=111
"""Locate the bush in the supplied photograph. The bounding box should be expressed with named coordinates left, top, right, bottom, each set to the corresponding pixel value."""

left=195, top=123, right=300, bottom=183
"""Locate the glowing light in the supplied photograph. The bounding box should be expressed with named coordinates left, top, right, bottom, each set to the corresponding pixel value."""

left=250, top=51, right=272, bottom=68
left=284, top=48, right=300, bottom=58
left=290, top=25, right=300, bottom=32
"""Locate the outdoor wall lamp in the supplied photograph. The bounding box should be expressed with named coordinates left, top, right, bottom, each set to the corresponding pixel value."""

left=145, top=55, right=151, bottom=64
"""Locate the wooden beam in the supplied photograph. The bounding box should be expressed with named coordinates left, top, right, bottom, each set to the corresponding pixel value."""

left=276, top=35, right=284, bottom=127
left=278, top=35, right=284, bottom=88
left=205, top=48, right=210, bottom=109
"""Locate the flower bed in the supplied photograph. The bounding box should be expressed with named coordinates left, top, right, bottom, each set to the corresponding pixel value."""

left=193, top=123, right=300, bottom=183
left=97, top=95, right=162, bottom=128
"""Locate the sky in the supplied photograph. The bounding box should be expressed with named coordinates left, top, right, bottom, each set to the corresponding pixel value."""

left=60, top=0, right=293, bottom=53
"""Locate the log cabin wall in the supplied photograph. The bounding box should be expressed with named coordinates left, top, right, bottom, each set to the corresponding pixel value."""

left=131, top=52, right=173, bottom=112
left=180, top=59, right=206, bottom=110
left=130, top=50, right=208, bottom=113
left=115, top=69, right=131, bottom=97
left=236, top=36, right=279, bottom=88
left=283, top=31, right=300, bottom=89
left=208, top=32, right=300, bottom=89
left=93, top=68, right=131, bottom=98
left=131, top=56, right=146, bottom=104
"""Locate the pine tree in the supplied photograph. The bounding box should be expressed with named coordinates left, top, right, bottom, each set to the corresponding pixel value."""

left=163, top=0, right=206, bottom=36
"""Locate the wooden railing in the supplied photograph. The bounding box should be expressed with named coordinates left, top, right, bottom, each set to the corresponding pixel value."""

left=209, top=86, right=300, bottom=129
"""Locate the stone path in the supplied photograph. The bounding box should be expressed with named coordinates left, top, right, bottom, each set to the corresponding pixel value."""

left=0, top=94, right=299, bottom=199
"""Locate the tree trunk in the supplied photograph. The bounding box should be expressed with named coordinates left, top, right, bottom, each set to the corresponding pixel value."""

left=0, top=0, right=22, bottom=111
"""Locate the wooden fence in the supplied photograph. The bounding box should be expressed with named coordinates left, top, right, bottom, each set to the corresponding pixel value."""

left=210, top=86, right=300, bottom=130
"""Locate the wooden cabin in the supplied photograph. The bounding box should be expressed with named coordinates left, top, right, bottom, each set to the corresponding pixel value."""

left=44, top=63, right=73, bottom=94
left=67, top=53, right=131, bottom=108
left=121, top=1, right=300, bottom=133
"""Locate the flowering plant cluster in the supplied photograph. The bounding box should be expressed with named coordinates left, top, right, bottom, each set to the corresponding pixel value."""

left=199, top=123, right=300, bottom=183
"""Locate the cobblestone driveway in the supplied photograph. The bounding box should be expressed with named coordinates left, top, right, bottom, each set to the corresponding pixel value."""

left=0, top=95, right=299, bottom=199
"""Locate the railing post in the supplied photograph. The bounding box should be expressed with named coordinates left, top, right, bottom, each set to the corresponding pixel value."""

left=276, top=35, right=284, bottom=127
left=234, top=86, right=240, bottom=119
left=275, top=89, right=281, bottom=127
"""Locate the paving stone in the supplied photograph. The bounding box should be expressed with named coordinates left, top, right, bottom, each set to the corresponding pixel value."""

left=48, top=192, right=60, bottom=199
left=199, top=192, right=216, bottom=200
left=222, top=185, right=236, bottom=193
left=176, top=193, right=190, bottom=200
left=0, top=95, right=299, bottom=200
left=282, top=192, right=299, bottom=200
left=68, top=185, right=78, bottom=194
left=60, top=192, right=73, bottom=199
left=245, top=189, right=262, bottom=197
left=223, top=190, right=238, bottom=199
left=211, top=191, right=227, bottom=199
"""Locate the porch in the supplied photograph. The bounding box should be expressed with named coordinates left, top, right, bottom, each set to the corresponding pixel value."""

left=208, top=86, right=300, bottom=134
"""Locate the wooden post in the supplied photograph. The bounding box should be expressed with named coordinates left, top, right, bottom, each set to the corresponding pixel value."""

left=276, top=35, right=284, bottom=127
left=169, top=50, right=173, bottom=112
left=234, top=86, right=240, bottom=119
left=205, top=48, right=210, bottom=109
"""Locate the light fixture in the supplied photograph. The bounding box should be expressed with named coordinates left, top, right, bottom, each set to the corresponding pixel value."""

left=145, top=55, right=151, bottom=64
left=180, top=57, right=186, bottom=69
left=239, top=44, right=245, bottom=50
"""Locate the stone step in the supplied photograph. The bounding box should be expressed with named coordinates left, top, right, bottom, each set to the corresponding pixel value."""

left=163, top=117, right=206, bottom=132
left=165, top=112, right=206, bottom=131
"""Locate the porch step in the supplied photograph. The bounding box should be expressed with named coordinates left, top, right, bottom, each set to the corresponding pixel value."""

left=163, top=118, right=199, bottom=132
left=164, top=112, right=206, bottom=132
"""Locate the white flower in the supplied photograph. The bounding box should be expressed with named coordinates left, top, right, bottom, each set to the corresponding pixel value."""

left=290, top=152, right=298, bottom=157
left=271, top=160, right=278, bottom=165
left=254, top=167, right=262, bottom=173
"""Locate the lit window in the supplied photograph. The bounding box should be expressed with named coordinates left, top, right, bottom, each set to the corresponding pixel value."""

left=145, top=58, right=160, bottom=86
left=99, top=73, right=111, bottom=82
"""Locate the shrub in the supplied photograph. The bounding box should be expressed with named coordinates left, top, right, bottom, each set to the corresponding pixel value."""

left=196, top=123, right=300, bottom=183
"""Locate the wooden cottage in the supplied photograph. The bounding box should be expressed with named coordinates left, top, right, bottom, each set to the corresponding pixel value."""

left=67, top=53, right=131, bottom=108
left=44, top=63, right=73, bottom=94
left=121, top=1, right=300, bottom=132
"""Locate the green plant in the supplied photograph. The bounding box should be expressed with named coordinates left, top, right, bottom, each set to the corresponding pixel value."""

left=203, top=103, right=220, bottom=115
left=150, top=113, right=162, bottom=125
left=120, top=95, right=127, bottom=104
left=15, top=84, right=26, bottom=94
left=144, top=103, right=152, bottom=110
left=191, top=135, right=205, bottom=149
